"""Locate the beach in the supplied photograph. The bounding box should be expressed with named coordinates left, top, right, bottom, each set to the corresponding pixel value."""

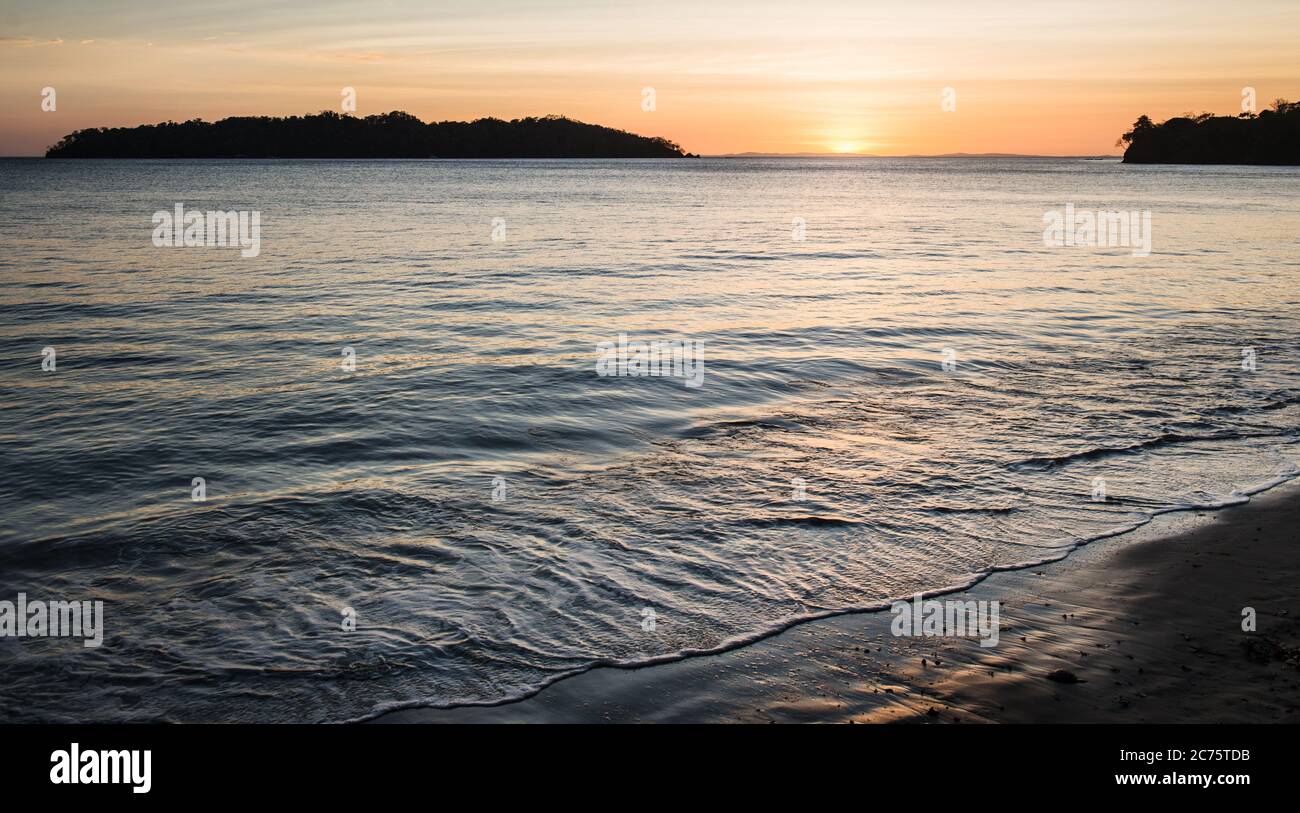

left=377, top=479, right=1300, bottom=723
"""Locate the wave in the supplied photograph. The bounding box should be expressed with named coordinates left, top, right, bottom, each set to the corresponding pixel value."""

left=1009, top=428, right=1296, bottom=471
left=343, top=466, right=1300, bottom=724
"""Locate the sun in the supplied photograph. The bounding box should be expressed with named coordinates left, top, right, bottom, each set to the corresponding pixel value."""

left=832, top=141, right=860, bottom=154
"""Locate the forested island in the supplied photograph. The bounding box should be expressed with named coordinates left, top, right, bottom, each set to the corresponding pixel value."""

left=1120, top=99, right=1300, bottom=164
left=44, top=111, right=692, bottom=158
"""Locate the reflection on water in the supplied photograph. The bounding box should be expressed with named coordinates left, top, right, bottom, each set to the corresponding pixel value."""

left=1, top=157, right=1298, bottom=721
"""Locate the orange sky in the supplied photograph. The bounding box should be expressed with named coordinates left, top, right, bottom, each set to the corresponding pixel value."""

left=2, top=0, right=1298, bottom=156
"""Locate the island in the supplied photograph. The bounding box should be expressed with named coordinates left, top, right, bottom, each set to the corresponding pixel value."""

left=44, top=111, right=693, bottom=159
left=1120, top=99, right=1300, bottom=164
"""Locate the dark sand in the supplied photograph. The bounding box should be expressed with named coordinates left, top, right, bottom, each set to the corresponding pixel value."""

left=376, top=480, right=1300, bottom=723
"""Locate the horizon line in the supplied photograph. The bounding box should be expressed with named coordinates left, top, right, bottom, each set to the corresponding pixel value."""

left=4, top=152, right=1122, bottom=160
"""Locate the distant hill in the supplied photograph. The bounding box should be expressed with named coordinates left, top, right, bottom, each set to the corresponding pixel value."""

left=1120, top=100, right=1300, bottom=164
left=44, top=111, right=691, bottom=158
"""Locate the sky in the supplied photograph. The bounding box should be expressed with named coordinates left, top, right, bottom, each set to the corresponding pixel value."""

left=1, top=0, right=1298, bottom=156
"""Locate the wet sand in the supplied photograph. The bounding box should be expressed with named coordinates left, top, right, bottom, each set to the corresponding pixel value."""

left=376, top=480, right=1300, bottom=723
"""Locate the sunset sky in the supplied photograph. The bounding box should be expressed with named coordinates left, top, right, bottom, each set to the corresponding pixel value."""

left=2, top=0, right=1298, bottom=156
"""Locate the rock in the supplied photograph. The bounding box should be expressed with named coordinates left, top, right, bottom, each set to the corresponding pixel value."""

left=1047, top=669, right=1081, bottom=684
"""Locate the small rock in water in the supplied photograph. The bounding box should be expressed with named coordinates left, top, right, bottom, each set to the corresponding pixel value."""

left=1047, top=669, right=1081, bottom=684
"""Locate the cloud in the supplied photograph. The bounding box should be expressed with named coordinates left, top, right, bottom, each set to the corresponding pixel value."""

left=0, top=36, right=65, bottom=47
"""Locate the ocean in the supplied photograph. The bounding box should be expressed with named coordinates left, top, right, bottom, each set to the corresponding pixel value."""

left=1, top=156, right=1298, bottom=722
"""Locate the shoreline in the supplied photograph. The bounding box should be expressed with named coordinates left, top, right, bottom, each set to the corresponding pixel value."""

left=375, top=479, right=1300, bottom=723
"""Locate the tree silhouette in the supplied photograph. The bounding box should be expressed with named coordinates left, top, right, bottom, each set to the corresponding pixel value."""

left=1120, top=100, right=1299, bottom=164
left=45, top=111, right=693, bottom=159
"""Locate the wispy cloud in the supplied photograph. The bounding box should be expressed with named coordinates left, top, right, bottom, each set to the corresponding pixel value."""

left=0, top=36, right=65, bottom=47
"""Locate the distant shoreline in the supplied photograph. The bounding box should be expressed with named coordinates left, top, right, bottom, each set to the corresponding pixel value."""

left=42, top=111, right=693, bottom=159
left=13, top=153, right=1124, bottom=160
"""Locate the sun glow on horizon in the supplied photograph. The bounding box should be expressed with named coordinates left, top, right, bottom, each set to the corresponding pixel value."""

left=0, top=0, right=1298, bottom=156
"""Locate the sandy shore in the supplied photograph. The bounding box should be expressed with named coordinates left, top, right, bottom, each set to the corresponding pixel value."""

left=376, top=480, right=1300, bottom=723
